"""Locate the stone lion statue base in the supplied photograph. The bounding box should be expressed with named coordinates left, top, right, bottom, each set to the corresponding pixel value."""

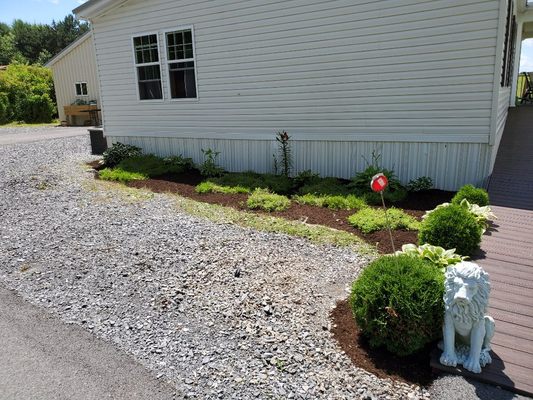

left=439, top=261, right=495, bottom=374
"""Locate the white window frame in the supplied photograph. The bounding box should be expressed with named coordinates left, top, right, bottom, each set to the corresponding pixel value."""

left=163, top=26, right=199, bottom=102
left=131, top=31, right=164, bottom=102
left=75, top=81, right=88, bottom=96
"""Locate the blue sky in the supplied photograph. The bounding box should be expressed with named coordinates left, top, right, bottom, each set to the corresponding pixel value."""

left=0, top=0, right=87, bottom=25
left=1, top=0, right=532, bottom=72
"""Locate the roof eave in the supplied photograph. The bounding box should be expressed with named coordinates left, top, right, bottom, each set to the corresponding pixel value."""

left=73, top=0, right=126, bottom=20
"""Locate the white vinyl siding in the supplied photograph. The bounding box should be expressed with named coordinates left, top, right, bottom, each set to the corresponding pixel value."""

left=48, top=33, right=100, bottom=121
left=89, top=0, right=506, bottom=189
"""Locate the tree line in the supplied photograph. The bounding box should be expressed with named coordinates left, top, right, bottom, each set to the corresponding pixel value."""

left=0, top=15, right=90, bottom=65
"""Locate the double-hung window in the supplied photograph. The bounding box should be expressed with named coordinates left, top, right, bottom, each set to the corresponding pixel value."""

left=133, top=33, right=163, bottom=100
left=165, top=28, right=197, bottom=99
left=75, top=82, right=88, bottom=96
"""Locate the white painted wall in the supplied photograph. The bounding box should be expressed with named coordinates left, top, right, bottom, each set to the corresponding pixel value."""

left=89, top=0, right=506, bottom=190
left=48, top=33, right=100, bottom=123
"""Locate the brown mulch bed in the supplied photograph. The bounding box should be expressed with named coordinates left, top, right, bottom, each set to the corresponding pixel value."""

left=120, top=170, right=453, bottom=254
left=89, top=163, right=451, bottom=385
left=330, top=299, right=438, bottom=386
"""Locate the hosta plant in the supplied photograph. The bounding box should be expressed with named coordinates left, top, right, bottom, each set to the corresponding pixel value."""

left=394, top=243, right=468, bottom=271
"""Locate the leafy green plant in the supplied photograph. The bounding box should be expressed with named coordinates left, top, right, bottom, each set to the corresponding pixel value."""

left=350, top=255, right=444, bottom=356
left=116, top=154, right=191, bottom=177
left=195, top=181, right=250, bottom=194
left=274, top=130, right=292, bottom=177
left=407, top=176, right=434, bottom=192
left=452, top=184, right=489, bottom=207
left=98, top=168, right=147, bottom=183
left=350, top=152, right=407, bottom=204
left=200, top=148, right=224, bottom=177
left=0, top=64, right=56, bottom=123
left=299, top=177, right=350, bottom=196
left=162, top=155, right=195, bottom=171
left=419, top=204, right=482, bottom=256
left=347, top=207, right=420, bottom=234
left=294, top=193, right=367, bottom=210
left=294, top=170, right=321, bottom=187
left=102, top=142, right=142, bottom=167
left=424, top=199, right=496, bottom=234
left=394, top=243, right=467, bottom=271
left=246, top=188, right=291, bottom=212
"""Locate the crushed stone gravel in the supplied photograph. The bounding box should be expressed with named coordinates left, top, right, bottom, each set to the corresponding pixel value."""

left=0, top=133, right=431, bottom=399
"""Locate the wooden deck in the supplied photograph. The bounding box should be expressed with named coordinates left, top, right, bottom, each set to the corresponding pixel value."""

left=431, top=106, right=533, bottom=396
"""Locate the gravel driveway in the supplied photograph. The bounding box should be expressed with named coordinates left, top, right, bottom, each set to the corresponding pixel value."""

left=0, top=133, right=429, bottom=399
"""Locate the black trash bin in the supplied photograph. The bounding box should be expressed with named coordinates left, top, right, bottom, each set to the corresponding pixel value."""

left=89, top=128, right=108, bottom=155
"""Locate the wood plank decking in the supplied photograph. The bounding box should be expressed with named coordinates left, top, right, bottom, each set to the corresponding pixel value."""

left=431, top=106, right=533, bottom=396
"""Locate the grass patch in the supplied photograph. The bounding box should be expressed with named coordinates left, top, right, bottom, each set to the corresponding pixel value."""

left=176, top=195, right=375, bottom=254
left=348, top=207, right=420, bottom=234
left=246, top=188, right=291, bottom=212
left=196, top=181, right=251, bottom=194
left=0, top=119, right=59, bottom=128
left=87, top=173, right=375, bottom=255
left=206, top=172, right=294, bottom=195
left=98, top=168, right=147, bottom=183
left=294, top=193, right=367, bottom=210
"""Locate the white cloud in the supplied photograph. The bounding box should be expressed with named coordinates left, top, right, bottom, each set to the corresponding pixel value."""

left=48, top=0, right=60, bottom=4
left=77, top=0, right=88, bottom=3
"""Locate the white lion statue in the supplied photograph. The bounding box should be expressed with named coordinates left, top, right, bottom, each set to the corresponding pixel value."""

left=439, top=261, right=495, bottom=373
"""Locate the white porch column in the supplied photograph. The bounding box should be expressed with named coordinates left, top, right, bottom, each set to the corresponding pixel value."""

left=510, top=20, right=524, bottom=107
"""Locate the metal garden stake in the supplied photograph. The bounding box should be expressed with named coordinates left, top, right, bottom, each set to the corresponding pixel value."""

left=370, top=173, right=396, bottom=253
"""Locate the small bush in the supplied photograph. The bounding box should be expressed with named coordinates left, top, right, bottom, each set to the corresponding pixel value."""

left=350, top=255, right=445, bottom=356
left=351, top=166, right=407, bottom=205
left=0, top=92, right=10, bottom=124
left=407, top=176, right=434, bottom=192
left=261, top=174, right=295, bottom=195
left=418, top=204, right=482, bottom=256
left=98, top=168, right=147, bottom=183
left=19, top=93, right=55, bottom=123
left=294, top=193, right=366, bottom=210
left=246, top=188, right=291, bottom=212
left=103, top=142, right=142, bottom=167
left=348, top=207, right=420, bottom=234
left=196, top=181, right=250, bottom=194
left=452, top=184, right=489, bottom=207
left=117, top=154, right=190, bottom=177
left=299, top=177, right=349, bottom=196
left=294, top=170, right=321, bottom=187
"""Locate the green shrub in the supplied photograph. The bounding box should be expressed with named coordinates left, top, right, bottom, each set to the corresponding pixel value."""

left=117, top=154, right=190, bottom=177
left=294, top=169, right=321, bottom=187
left=0, top=64, right=55, bottom=123
left=206, top=172, right=294, bottom=195
left=418, top=204, right=482, bottom=256
left=246, top=188, right=291, bottom=212
left=299, top=177, right=350, bottom=196
left=261, top=174, right=295, bottom=195
left=103, top=142, right=142, bottom=167
left=0, top=92, right=11, bottom=124
left=18, top=93, right=55, bottom=123
left=407, top=176, right=434, bottom=192
left=294, top=193, right=367, bottom=210
left=196, top=181, right=250, bottom=194
left=452, top=184, right=489, bottom=207
left=98, top=168, right=147, bottom=183
left=351, top=166, right=407, bottom=205
left=350, top=255, right=445, bottom=356
left=347, top=207, right=420, bottom=234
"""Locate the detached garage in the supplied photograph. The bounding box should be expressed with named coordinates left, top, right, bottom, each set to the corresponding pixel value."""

left=46, top=31, right=102, bottom=126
